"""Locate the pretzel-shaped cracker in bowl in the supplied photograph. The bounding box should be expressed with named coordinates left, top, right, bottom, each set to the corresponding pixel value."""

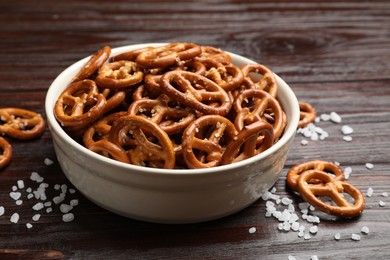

left=241, top=63, right=278, bottom=98
left=0, top=136, right=12, bottom=169
left=72, top=46, right=111, bottom=83
left=136, top=42, right=202, bottom=69
left=160, top=71, right=232, bottom=116
left=0, top=108, right=45, bottom=140
left=108, top=115, right=175, bottom=169
left=297, top=170, right=365, bottom=218
left=298, top=101, right=317, bottom=128
left=181, top=115, right=238, bottom=169
left=221, top=120, right=274, bottom=165
left=95, top=61, right=144, bottom=89
left=233, top=89, right=286, bottom=141
left=54, top=79, right=106, bottom=129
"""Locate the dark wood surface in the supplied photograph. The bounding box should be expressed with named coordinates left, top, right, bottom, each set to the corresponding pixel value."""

left=1, top=0, right=390, bottom=259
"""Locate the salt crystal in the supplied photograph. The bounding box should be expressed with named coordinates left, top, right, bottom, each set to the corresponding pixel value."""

left=341, top=125, right=354, bottom=135
left=309, top=225, right=318, bottom=234
left=343, top=136, right=352, bottom=142
left=381, top=192, right=388, bottom=197
left=283, top=222, right=291, bottom=231
left=379, top=200, right=386, bottom=207
left=330, top=112, right=342, bottom=123
left=10, top=192, right=21, bottom=201
left=320, top=113, right=331, bottom=121
left=27, top=194, right=34, bottom=199
left=69, top=199, right=79, bottom=207
left=60, top=204, right=73, bottom=213
left=32, top=214, right=41, bottom=221
left=365, top=163, right=374, bottom=170
left=344, top=167, right=352, bottom=179
left=298, top=225, right=306, bottom=232
left=300, top=139, right=308, bottom=146
left=281, top=197, right=293, bottom=205
left=311, top=132, right=319, bottom=141
left=16, top=200, right=23, bottom=205
left=26, top=223, right=33, bottom=229
left=249, top=227, right=256, bottom=234
left=10, top=213, right=19, bottom=223
left=299, top=202, right=310, bottom=210
left=288, top=255, right=296, bottom=260
left=311, top=256, right=319, bottom=260
left=304, top=233, right=311, bottom=240
left=315, top=117, right=321, bottom=123
left=53, top=195, right=65, bottom=205
left=367, top=187, right=374, bottom=197
left=69, top=189, right=76, bottom=194
left=334, top=161, right=340, bottom=166
left=12, top=185, right=17, bottom=191
left=32, top=202, right=44, bottom=211
left=298, top=231, right=304, bottom=237
left=361, top=226, right=370, bottom=234
left=46, top=207, right=53, bottom=213
left=334, top=233, right=341, bottom=240
left=44, top=158, right=54, bottom=165
left=26, top=187, right=32, bottom=193
left=62, top=213, right=75, bottom=222
left=0, top=206, right=4, bottom=216
left=291, top=222, right=300, bottom=231
left=351, top=233, right=361, bottom=241
left=17, top=180, right=25, bottom=189
left=288, top=204, right=295, bottom=213
left=309, top=205, right=315, bottom=211
left=289, top=213, right=299, bottom=223
left=54, top=184, right=61, bottom=190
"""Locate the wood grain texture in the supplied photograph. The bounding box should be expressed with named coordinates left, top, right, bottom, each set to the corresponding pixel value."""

left=1, top=0, right=390, bottom=259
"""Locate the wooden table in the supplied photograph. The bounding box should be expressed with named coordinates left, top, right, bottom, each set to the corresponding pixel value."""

left=1, top=0, right=390, bottom=259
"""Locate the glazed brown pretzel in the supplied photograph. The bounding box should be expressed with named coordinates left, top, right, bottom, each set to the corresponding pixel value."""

left=128, top=98, right=196, bottom=135
left=0, top=136, right=12, bottom=169
left=298, top=101, right=317, bottom=128
left=95, top=61, right=144, bottom=89
left=241, top=63, right=278, bottom=98
left=72, top=46, right=111, bottom=83
left=160, top=71, right=232, bottom=116
left=234, top=89, right=285, bottom=141
left=88, top=139, right=130, bottom=164
left=181, top=115, right=238, bottom=169
left=0, top=108, right=45, bottom=140
left=108, top=115, right=175, bottom=169
left=110, top=46, right=154, bottom=62
left=136, top=42, right=202, bottom=69
left=83, top=111, right=128, bottom=149
left=297, top=170, right=365, bottom=218
left=54, top=79, right=106, bottom=128
left=196, top=46, right=232, bottom=63
left=202, top=60, right=244, bottom=92
left=221, top=120, right=274, bottom=165
left=286, top=160, right=345, bottom=191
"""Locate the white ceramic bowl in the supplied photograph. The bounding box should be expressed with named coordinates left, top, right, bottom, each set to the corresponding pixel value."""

left=45, top=43, right=299, bottom=224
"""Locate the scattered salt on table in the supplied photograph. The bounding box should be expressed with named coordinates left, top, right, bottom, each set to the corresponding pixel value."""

left=351, top=233, right=361, bottom=241
left=341, top=125, right=354, bottom=135
left=382, top=192, right=389, bottom=197
left=26, top=223, right=33, bottom=229
left=343, top=136, right=352, bottom=142
left=62, top=213, right=75, bottom=223
left=17, top=180, right=25, bottom=189
left=379, top=200, right=386, bottom=207
left=10, top=213, right=19, bottom=223
left=365, top=163, right=374, bottom=170
left=330, top=112, right=342, bottom=123
left=344, top=167, right=352, bottom=179
left=249, top=227, right=256, bottom=234
left=361, top=226, right=370, bottom=234
left=367, top=187, right=374, bottom=197
left=0, top=206, right=4, bottom=216
left=32, top=214, right=41, bottom=221
left=44, top=158, right=54, bottom=165
left=10, top=192, right=21, bottom=201
left=334, top=233, right=341, bottom=240
left=32, top=202, right=44, bottom=211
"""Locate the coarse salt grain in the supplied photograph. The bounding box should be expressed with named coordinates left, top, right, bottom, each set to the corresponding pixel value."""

left=320, top=113, right=331, bottom=121
left=62, top=213, right=75, bottom=223
left=32, top=214, right=41, bottom=221
left=330, top=112, right=342, bottom=123
left=300, top=139, right=308, bottom=146
left=16, top=200, right=23, bottom=205
left=10, top=213, right=19, bottom=223
left=382, top=192, right=389, bottom=197
left=60, top=204, right=73, bottom=214
left=344, top=167, right=352, bottom=179
left=12, top=185, right=17, bottom=191
left=343, top=136, right=352, bottom=142
left=334, top=233, right=341, bottom=240
left=69, top=189, right=76, bottom=194
left=361, top=226, right=370, bottom=234
left=32, top=202, right=44, bottom=211
left=341, top=125, right=354, bottom=135
left=10, top=192, right=21, bottom=201
left=309, top=225, right=318, bottom=234
left=249, top=227, right=256, bottom=234
left=0, top=206, right=4, bottom=216
left=351, top=233, right=361, bottom=241
left=304, top=233, right=311, bottom=240
left=365, top=163, right=374, bottom=170
left=17, top=180, right=25, bottom=189
left=311, top=256, right=319, bottom=260
left=288, top=256, right=296, bottom=260
left=26, top=223, right=33, bottom=229
left=379, top=200, right=386, bottom=207
left=44, top=158, right=54, bottom=165
left=70, top=199, right=79, bottom=207
left=367, top=187, right=374, bottom=197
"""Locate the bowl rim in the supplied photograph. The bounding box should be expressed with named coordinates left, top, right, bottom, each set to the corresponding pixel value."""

left=45, top=43, right=299, bottom=176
